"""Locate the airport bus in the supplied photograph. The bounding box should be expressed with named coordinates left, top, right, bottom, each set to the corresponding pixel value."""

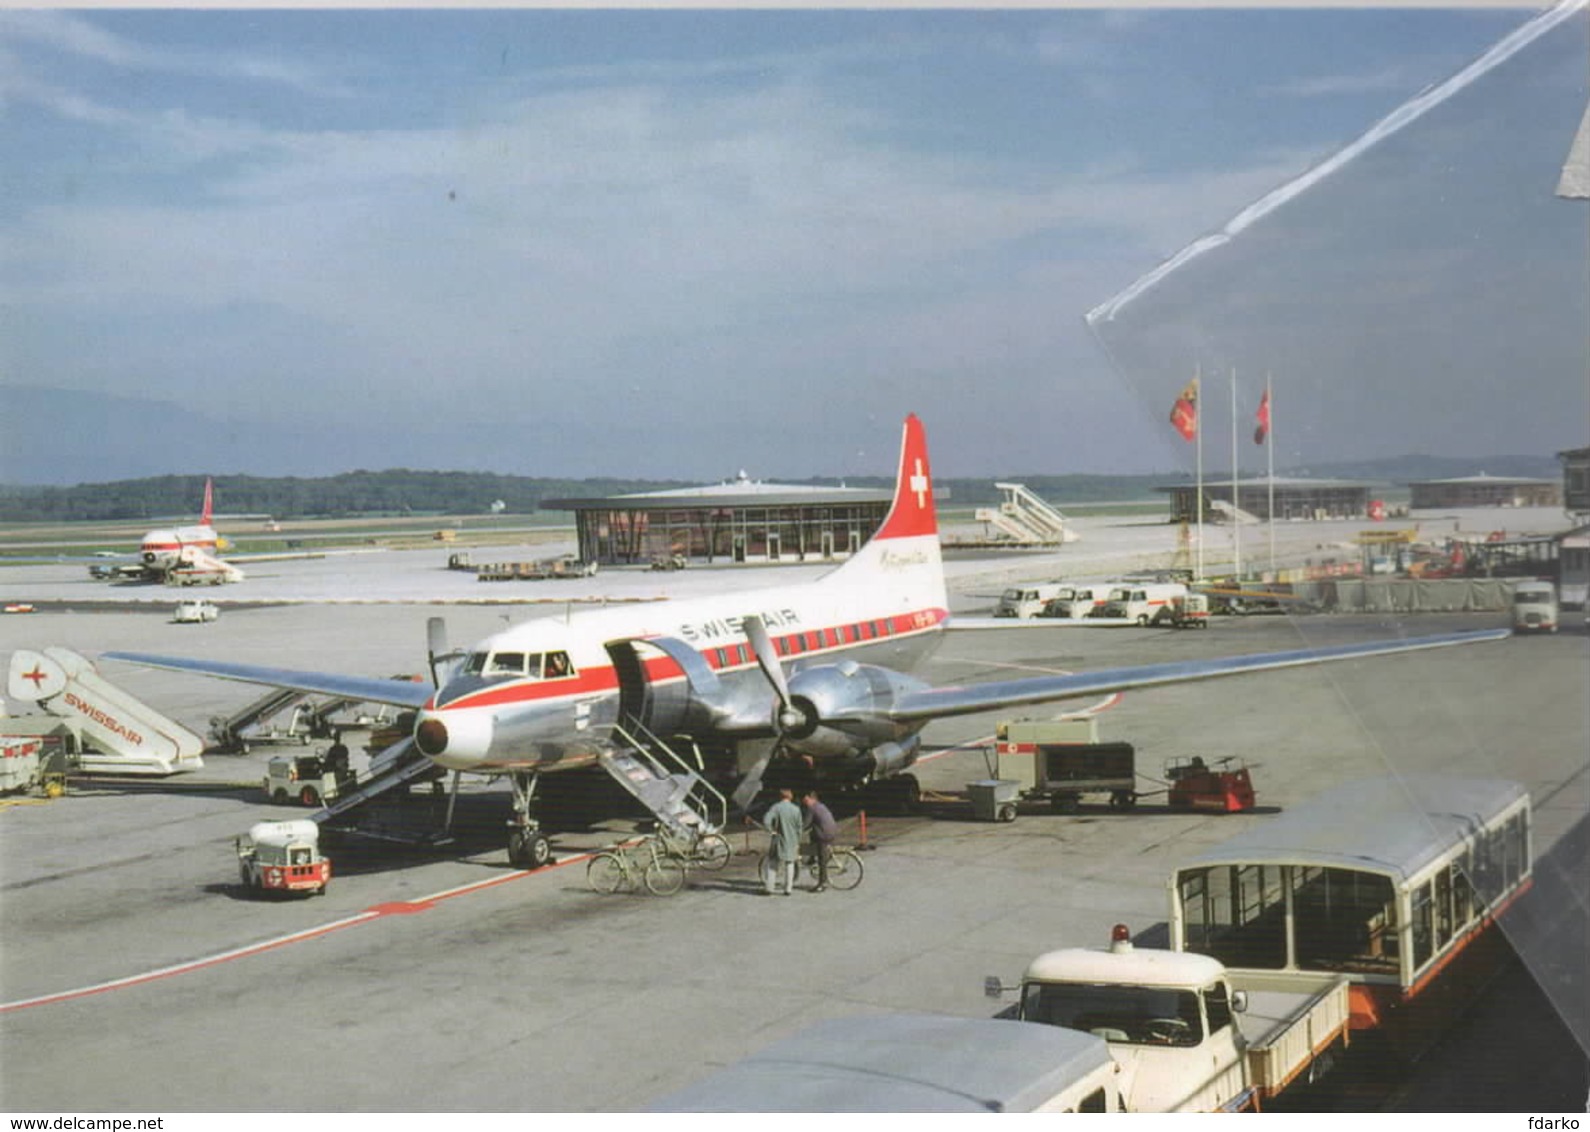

left=1168, top=775, right=1530, bottom=1053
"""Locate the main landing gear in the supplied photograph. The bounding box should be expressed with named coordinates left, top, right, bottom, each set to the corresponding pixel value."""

left=507, top=771, right=553, bottom=869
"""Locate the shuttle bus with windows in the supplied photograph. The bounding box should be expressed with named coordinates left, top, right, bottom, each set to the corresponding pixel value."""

left=1169, top=775, right=1530, bottom=1054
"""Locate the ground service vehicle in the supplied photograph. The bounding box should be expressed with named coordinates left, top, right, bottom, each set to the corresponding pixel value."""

left=236, top=820, right=331, bottom=896
left=172, top=599, right=220, bottom=624
left=1040, top=584, right=1108, bottom=619
left=990, top=924, right=1350, bottom=1111
left=1165, top=756, right=1256, bottom=813
left=648, top=1014, right=1121, bottom=1112
left=265, top=752, right=347, bottom=806
left=995, top=720, right=1137, bottom=811
left=1171, top=775, right=1530, bottom=1055
left=1102, top=582, right=1188, bottom=626
left=1511, top=579, right=1558, bottom=633
left=1167, top=592, right=1209, bottom=628
left=995, top=582, right=1070, bottom=619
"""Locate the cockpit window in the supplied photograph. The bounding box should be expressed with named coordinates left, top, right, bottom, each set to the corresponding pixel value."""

left=487, top=651, right=528, bottom=675
left=543, top=651, right=573, bottom=679
left=464, top=652, right=488, bottom=675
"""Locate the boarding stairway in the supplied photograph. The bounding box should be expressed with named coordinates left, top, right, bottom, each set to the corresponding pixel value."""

left=207, top=687, right=304, bottom=749
left=311, top=736, right=441, bottom=831
left=599, top=719, right=728, bottom=841
left=974, top=483, right=1078, bottom=545
left=5, top=647, right=205, bottom=775
left=1210, top=499, right=1261, bottom=525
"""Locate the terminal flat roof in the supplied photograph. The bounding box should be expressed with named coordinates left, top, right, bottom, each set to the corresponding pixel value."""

left=544, top=479, right=892, bottom=512
left=1178, top=775, right=1527, bottom=884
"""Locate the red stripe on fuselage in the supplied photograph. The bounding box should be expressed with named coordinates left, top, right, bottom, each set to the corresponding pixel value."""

left=431, top=607, right=948, bottom=713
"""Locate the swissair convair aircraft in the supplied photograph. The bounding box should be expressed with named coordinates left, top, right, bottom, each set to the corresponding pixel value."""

left=107, top=416, right=1506, bottom=868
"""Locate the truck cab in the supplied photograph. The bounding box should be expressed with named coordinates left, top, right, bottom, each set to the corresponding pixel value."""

left=1041, top=585, right=1105, bottom=619
left=996, top=583, right=1069, bottom=619
left=1511, top=579, right=1558, bottom=633
left=1103, top=583, right=1188, bottom=626
left=1008, top=926, right=1250, bottom=1111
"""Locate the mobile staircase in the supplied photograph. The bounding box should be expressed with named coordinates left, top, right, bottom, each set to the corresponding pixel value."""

left=5, top=647, right=204, bottom=775
left=974, top=483, right=1079, bottom=546
left=600, top=718, right=728, bottom=842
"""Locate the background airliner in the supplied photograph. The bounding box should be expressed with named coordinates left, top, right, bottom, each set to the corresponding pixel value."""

left=108, top=416, right=1505, bottom=867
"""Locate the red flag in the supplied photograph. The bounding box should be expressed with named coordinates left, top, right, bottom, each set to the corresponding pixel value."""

left=1169, top=378, right=1199, bottom=441
left=1253, top=389, right=1271, bottom=445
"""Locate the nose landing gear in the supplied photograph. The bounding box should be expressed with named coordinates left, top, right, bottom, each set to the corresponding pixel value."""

left=507, top=771, right=554, bottom=869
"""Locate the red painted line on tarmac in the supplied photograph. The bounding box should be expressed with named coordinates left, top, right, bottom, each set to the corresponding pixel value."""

left=1, top=851, right=595, bottom=1014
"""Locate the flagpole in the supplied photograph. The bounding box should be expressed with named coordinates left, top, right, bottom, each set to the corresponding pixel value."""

left=1195, top=363, right=1204, bottom=581
left=1231, top=367, right=1241, bottom=581
left=1266, top=373, right=1276, bottom=577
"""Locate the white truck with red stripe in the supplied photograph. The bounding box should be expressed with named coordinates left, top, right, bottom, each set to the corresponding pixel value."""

left=1102, top=582, right=1188, bottom=626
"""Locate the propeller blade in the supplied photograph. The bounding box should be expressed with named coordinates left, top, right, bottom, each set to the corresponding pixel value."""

left=730, top=742, right=777, bottom=814
left=742, top=615, right=800, bottom=730
left=426, top=616, right=450, bottom=687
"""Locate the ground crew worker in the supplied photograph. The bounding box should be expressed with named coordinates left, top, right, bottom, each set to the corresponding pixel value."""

left=761, top=788, right=802, bottom=896
left=802, top=790, right=837, bottom=893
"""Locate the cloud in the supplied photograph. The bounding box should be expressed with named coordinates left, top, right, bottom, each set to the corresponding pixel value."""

left=0, top=10, right=350, bottom=98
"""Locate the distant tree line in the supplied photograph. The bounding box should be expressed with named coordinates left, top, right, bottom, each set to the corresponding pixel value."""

left=0, top=469, right=1173, bottom=522
left=0, top=454, right=1556, bottom=523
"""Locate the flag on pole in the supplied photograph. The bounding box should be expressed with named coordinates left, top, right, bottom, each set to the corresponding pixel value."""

left=1170, top=378, right=1199, bottom=441
left=1253, top=389, right=1271, bottom=445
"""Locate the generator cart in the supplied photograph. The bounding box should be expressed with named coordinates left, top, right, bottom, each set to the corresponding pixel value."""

left=995, top=719, right=1138, bottom=812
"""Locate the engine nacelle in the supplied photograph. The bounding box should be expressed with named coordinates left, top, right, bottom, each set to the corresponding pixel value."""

left=778, top=662, right=929, bottom=759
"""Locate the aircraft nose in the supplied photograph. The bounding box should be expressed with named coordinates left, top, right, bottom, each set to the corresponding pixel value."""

left=413, top=707, right=493, bottom=770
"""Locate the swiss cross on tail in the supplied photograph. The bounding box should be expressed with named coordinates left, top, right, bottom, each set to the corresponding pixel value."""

left=874, top=414, right=938, bottom=540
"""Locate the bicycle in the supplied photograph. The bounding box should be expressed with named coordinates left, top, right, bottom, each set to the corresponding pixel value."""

left=757, top=844, right=865, bottom=891
left=586, top=836, right=687, bottom=896
left=655, top=826, right=733, bottom=872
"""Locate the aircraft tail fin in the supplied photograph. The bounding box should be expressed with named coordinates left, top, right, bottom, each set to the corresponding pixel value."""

left=200, top=478, right=213, bottom=526
left=827, top=415, right=945, bottom=606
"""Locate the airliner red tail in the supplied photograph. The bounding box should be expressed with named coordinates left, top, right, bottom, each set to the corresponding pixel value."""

left=200, top=478, right=214, bottom=526
left=827, top=414, right=945, bottom=613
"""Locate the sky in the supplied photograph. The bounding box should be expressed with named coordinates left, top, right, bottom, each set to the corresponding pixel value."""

left=1, top=5, right=1586, bottom=485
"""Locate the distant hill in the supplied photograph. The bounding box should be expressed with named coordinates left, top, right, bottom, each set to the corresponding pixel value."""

left=0, top=453, right=1566, bottom=522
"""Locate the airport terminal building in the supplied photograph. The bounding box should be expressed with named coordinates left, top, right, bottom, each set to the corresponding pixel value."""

left=543, top=474, right=893, bottom=566
left=1158, top=477, right=1374, bottom=523
left=1408, top=474, right=1561, bottom=509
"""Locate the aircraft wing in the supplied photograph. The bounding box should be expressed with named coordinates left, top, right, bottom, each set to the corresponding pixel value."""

left=102, top=652, right=435, bottom=710
left=945, top=616, right=1136, bottom=630
left=870, top=627, right=1508, bottom=725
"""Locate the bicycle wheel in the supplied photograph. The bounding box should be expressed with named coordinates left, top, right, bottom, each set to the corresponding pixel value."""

left=694, top=833, right=732, bottom=871
left=645, top=856, right=686, bottom=896
left=826, top=848, right=864, bottom=890
left=587, top=852, right=629, bottom=895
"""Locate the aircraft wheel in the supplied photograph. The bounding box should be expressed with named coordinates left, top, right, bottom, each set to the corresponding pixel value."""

left=508, top=829, right=553, bottom=869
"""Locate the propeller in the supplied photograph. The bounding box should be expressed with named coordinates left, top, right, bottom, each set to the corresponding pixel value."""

left=742, top=614, right=805, bottom=735
left=426, top=616, right=453, bottom=688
